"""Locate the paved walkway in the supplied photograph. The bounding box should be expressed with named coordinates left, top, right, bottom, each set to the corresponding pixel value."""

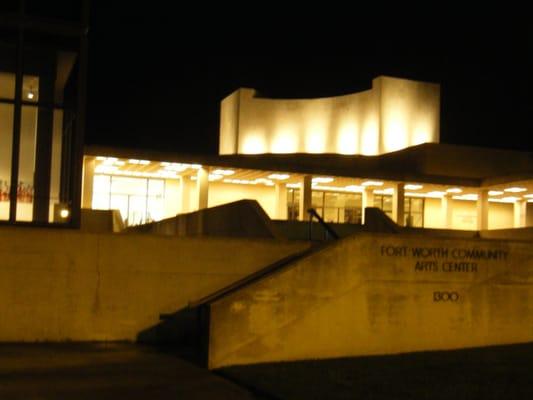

left=0, top=343, right=255, bottom=399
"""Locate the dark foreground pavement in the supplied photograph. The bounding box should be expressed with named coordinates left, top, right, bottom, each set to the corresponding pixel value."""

left=0, top=343, right=254, bottom=399
left=220, top=342, right=533, bottom=400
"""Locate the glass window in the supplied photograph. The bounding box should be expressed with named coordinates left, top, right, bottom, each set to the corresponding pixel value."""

left=92, top=175, right=110, bottom=209
left=22, top=75, right=39, bottom=102
left=287, top=188, right=300, bottom=220
left=374, top=194, right=393, bottom=219
left=405, top=197, right=424, bottom=227
left=16, top=105, right=38, bottom=221
left=91, top=174, right=167, bottom=226
left=0, top=103, right=14, bottom=220
left=342, top=193, right=362, bottom=224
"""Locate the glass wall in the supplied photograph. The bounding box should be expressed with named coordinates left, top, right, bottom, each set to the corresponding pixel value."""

left=92, top=175, right=166, bottom=226
left=0, top=2, right=88, bottom=225
left=288, top=189, right=362, bottom=223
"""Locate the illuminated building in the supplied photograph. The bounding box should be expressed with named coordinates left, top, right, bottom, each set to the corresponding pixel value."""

left=82, top=77, right=533, bottom=232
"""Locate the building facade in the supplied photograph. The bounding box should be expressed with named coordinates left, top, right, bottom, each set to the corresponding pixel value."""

left=0, top=0, right=88, bottom=226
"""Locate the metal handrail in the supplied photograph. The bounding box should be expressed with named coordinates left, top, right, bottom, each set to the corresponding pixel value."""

left=307, top=208, right=339, bottom=241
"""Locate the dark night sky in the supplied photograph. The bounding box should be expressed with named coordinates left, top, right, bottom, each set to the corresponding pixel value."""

left=85, top=8, right=533, bottom=155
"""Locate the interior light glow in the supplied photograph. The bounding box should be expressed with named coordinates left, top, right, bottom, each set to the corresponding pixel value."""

left=426, top=191, right=447, bottom=198
left=59, top=208, right=70, bottom=218
left=268, top=173, right=290, bottom=180
left=373, top=188, right=394, bottom=195
left=128, top=159, right=140, bottom=164
left=344, top=185, right=363, bottom=192
left=94, top=165, right=118, bottom=174
left=191, top=164, right=202, bottom=169
left=164, top=163, right=189, bottom=172
left=312, top=177, right=334, bottom=184
left=452, top=194, right=478, bottom=201
left=96, top=156, right=106, bottom=161
left=286, top=183, right=301, bottom=188
left=405, top=184, right=423, bottom=190
left=139, top=160, right=151, bottom=165
left=488, top=190, right=504, bottom=196
left=523, top=194, right=533, bottom=198
left=27, top=92, right=34, bottom=99
left=212, top=169, right=235, bottom=176
left=504, top=187, right=527, bottom=193
left=446, top=188, right=462, bottom=193
left=362, top=180, right=383, bottom=187
left=501, top=196, right=520, bottom=202
left=405, top=192, right=426, bottom=197
left=208, top=174, right=223, bottom=181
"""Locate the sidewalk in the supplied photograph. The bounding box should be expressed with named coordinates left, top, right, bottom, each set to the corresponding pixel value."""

left=0, top=343, right=255, bottom=399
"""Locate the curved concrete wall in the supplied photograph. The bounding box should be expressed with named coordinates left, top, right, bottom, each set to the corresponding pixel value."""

left=208, top=233, right=533, bottom=368
left=219, top=76, right=440, bottom=156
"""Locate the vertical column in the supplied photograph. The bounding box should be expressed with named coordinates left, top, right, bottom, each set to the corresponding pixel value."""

left=275, top=182, right=288, bottom=220
left=179, top=176, right=191, bottom=214
left=298, top=175, right=312, bottom=221
left=514, top=199, right=527, bottom=228
left=196, top=167, right=209, bottom=210
left=477, top=189, right=489, bottom=231
left=361, top=188, right=374, bottom=224
left=81, top=156, right=95, bottom=209
left=392, top=182, right=405, bottom=226
left=441, top=194, right=453, bottom=229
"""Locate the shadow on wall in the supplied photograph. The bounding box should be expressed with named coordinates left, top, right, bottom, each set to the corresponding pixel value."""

left=137, top=306, right=210, bottom=366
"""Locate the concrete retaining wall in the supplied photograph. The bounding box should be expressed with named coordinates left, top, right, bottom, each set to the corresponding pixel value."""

left=208, top=232, right=533, bottom=368
left=0, top=226, right=308, bottom=342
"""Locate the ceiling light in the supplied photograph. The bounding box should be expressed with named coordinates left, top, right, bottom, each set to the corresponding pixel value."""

left=453, top=194, right=478, bottom=201
left=426, top=191, right=446, bottom=198
left=212, top=169, right=235, bottom=176
left=208, top=174, right=223, bottom=181
left=504, top=187, right=527, bottom=193
left=405, top=184, right=423, bottom=190
left=268, top=173, right=290, bottom=180
left=523, top=194, right=533, bottom=198
left=344, top=185, right=363, bottom=192
left=446, top=188, right=462, bottom=193
left=312, top=177, right=334, bottom=184
left=488, top=190, right=504, bottom=196
left=27, top=92, right=34, bottom=100
left=362, top=180, right=383, bottom=186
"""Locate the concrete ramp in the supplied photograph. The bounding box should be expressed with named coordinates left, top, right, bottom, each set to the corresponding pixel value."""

left=204, top=232, right=533, bottom=369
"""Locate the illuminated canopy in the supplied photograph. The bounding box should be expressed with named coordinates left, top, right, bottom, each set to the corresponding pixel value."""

left=219, top=76, right=440, bottom=156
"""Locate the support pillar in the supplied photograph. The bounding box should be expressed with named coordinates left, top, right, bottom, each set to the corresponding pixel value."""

left=441, top=194, right=453, bottom=229
left=275, top=183, right=288, bottom=220
left=362, top=188, right=374, bottom=224
left=477, top=189, right=489, bottom=231
left=298, top=175, right=312, bottom=221
left=81, top=156, right=95, bottom=209
left=196, top=167, right=209, bottom=211
left=514, top=199, right=527, bottom=228
left=392, top=182, right=405, bottom=226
